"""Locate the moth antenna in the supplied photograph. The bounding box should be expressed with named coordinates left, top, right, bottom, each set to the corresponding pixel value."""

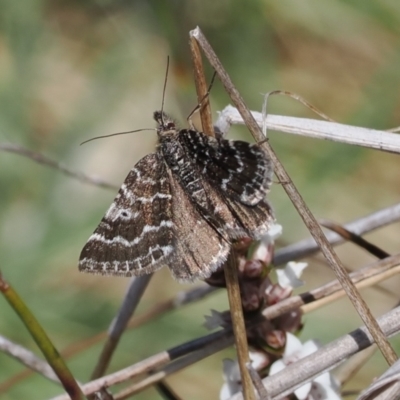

left=160, top=56, right=170, bottom=127
left=80, top=128, right=155, bottom=145
left=187, top=71, right=217, bottom=127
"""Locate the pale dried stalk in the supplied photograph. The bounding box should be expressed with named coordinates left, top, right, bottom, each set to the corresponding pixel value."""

left=215, top=105, right=400, bottom=154
left=264, top=253, right=400, bottom=320
left=0, top=335, right=60, bottom=384
left=303, top=265, right=400, bottom=314
left=191, top=26, right=397, bottom=366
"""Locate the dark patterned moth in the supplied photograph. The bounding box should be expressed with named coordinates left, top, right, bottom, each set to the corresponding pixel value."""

left=79, top=111, right=274, bottom=281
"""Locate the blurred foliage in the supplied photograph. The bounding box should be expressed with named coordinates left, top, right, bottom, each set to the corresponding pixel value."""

left=1, top=1, right=400, bottom=399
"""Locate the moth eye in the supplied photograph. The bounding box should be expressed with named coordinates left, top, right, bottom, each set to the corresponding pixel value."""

left=167, top=122, right=175, bottom=129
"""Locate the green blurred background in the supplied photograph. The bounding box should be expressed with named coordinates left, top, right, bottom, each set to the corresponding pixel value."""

left=1, top=1, right=400, bottom=399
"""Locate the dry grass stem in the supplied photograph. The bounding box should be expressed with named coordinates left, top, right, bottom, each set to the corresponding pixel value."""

left=190, top=47, right=256, bottom=400
left=302, top=265, right=400, bottom=314
left=274, top=202, right=400, bottom=265
left=223, top=252, right=256, bottom=400
left=262, top=90, right=335, bottom=124
left=0, top=143, right=118, bottom=190
left=246, top=363, right=270, bottom=399
left=189, top=35, right=214, bottom=136
left=265, top=253, right=400, bottom=320
left=319, top=219, right=390, bottom=259
left=335, top=346, right=377, bottom=386
left=0, top=335, right=60, bottom=384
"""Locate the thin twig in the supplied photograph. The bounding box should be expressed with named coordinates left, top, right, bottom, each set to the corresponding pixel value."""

left=246, top=363, right=270, bottom=399
left=189, top=35, right=214, bottom=136
left=223, top=252, right=256, bottom=400
left=191, top=26, right=397, bottom=366
left=335, top=346, right=377, bottom=386
left=0, top=334, right=60, bottom=384
left=303, top=265, right=400, bottom=314
left=274, top=202, right=400, bottom=266
left=155, top=381, right=183, bottom=400
left=264, top=253, right=400, bottom=320
left=262, top=90, right=335, bottom=123
left=0, top=143, right=118, bottom=190
left=319, top=219, right=390, bottom=259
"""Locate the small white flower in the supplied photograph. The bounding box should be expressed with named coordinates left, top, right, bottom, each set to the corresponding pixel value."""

left=251, top=223, right=282, bottom=261
left=276, top=261, right=308, bottom=289
left=261, top=222, right=283, bottom=244
left=311, top=373, right=341, bottom=400
left=220, top=353, right=270, bottom=400
left=269, top=333, right=341, bottom=400
left=220, top=359, right=241, bottom=400
left=204, top=309, right=225, bottom=330
left=249, top=350, right=269, bottom=371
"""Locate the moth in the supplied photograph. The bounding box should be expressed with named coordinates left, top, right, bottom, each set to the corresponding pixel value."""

left=79, top=111, right=274, bottom=281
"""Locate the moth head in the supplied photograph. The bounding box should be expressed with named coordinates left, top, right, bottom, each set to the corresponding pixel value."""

left=154, top=111, right=177, bottom=136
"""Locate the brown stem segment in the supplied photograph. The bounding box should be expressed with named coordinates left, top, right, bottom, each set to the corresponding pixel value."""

left=190, top=39, right=256, bottom=399
left=223, top=252, right=256, bottom=400
left=189, top=34, right=214, bottom=136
